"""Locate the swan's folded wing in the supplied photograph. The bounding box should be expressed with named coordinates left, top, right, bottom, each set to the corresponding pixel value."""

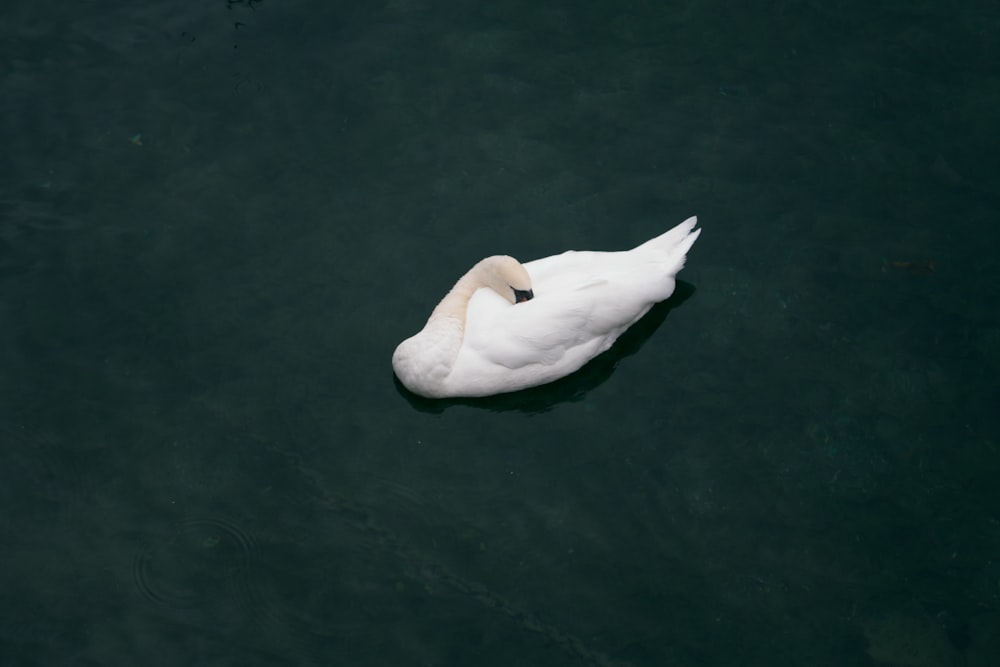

left=462, top=281, right=626, bottom=371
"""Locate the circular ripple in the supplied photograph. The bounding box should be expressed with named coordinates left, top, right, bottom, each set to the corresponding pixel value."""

left=133, top=514, right=358, bottom=663
left=133, top=516, right=258, bottom=610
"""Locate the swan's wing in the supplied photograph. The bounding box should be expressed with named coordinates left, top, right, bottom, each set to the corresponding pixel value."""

left=458, top=242, right=684, bottom=374
left=461, top=281, right=634, bottom=371
left=441, top=220, right=699, bottom=394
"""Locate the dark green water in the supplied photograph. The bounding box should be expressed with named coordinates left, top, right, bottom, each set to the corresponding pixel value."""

left=2, top=1, right=998, bottom=665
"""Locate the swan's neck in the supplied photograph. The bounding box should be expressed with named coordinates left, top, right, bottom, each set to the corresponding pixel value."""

left=429, top=270, right=480, bottom=325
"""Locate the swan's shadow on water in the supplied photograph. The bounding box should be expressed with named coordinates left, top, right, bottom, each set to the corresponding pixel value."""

left=394, top=281, right=697, bottom=414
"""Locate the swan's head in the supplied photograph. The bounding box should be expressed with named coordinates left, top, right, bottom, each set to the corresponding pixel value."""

left=479, top=255, right=534, bottom=304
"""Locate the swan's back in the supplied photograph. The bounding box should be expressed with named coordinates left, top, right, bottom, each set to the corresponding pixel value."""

left=525, top=216, right=699, bottom=302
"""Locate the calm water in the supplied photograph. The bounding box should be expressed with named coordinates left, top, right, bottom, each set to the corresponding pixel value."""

left=2, top=1, right=998, bottom=665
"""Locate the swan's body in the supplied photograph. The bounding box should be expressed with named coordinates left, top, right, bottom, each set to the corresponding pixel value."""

left=392, top=216, right=701, bottom=398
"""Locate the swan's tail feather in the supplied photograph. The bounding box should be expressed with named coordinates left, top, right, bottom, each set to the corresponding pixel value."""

left=634, top=216, right=699, bottom=254
left=634, top=216, right=700, bottom=277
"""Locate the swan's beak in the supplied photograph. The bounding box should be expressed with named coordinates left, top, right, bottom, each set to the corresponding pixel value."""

left=514, top=288, right=534, bottom=303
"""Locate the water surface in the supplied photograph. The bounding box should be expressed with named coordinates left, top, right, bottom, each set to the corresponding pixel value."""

left=2, top=1, right=998, bottom=665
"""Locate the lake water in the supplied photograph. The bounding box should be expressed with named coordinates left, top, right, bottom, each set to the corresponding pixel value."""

left=2, top=1, right=998, bottom=665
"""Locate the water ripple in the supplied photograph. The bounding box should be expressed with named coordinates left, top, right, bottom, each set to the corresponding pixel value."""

left=132, top=516, right=258, bottom=611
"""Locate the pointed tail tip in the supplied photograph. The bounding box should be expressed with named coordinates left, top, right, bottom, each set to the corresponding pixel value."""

left=635, top=215, right=701, bottom=253
left=679, top=215, right=701, bottom=246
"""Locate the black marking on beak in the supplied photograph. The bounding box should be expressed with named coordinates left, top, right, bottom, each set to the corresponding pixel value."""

left=514, top=288, right=534, bottom=303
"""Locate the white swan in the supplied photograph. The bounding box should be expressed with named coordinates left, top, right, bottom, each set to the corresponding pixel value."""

left=392, top=216, right=701, bottom=398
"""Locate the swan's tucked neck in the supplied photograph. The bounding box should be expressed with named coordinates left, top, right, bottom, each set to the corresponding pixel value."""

left=425, top=255, right=530, bottom=334
left=430, top=270, right=480, bottom=324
